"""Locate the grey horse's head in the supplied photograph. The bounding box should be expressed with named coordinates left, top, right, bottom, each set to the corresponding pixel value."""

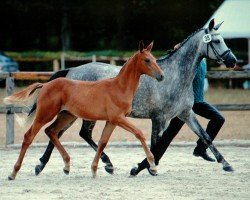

left=201, top=19, right=237, bottom=68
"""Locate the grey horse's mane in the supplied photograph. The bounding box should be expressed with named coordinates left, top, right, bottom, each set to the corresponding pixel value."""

left=157, top=27, right=206, bottom=63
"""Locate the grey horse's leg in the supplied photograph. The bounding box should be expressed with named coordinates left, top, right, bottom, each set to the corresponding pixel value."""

left=130, top=117, right=166, bottom=176
left=182, top=111, right=233, bottom=172
left=79, top=120, right=114, bottom=174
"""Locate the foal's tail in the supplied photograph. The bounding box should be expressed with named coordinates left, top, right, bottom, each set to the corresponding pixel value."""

left=28, top=69, right=69, bottom=116
left=3, top=83, right=43, bottom=105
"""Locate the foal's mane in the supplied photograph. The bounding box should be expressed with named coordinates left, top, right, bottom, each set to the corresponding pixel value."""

left=157, top=27, right=205, bottom=63
left=118, top=51, right=138, bottom=74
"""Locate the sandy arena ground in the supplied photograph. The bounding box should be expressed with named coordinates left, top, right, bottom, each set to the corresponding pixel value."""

left=1, top=110, right=250, bottom=146
left=0, top=88, right=249, bottom=199
left=0, top=144, right=250, bottom=200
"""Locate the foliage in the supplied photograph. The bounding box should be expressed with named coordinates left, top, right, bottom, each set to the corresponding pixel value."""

left=0, top=0, right=223, bottom=51
left=5, top=50, right=168, bottom=61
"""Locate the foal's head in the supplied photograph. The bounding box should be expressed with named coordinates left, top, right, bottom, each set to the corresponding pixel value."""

left=135, top=41, right=164, bottom=81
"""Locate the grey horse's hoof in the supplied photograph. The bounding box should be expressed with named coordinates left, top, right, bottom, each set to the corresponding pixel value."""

left=104, top=164, right=114, bottom=174
left=35, top=163, right=45, bottom=176
left=63, top=168, right=70, bottom=175
left=223, top=165, right=234, bottom=172
left=130, top=167, right=139, bottom=176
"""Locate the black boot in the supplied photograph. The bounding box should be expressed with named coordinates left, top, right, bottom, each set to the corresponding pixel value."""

left=193, top=146, right=215, bottom=162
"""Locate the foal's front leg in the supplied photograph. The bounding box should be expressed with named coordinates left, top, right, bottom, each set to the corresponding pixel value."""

left=182, top=111, right=233, bottom=172
left=116, top=116, right=157, bottom=175
left=80, top=120, right=114, bottom=174
left=91, top=121, right=116, bottom=178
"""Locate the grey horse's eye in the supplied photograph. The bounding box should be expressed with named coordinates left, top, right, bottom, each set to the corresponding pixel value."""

left=213, top=39, right=220, bottom=44
left=145, top=58, right=150, bottom=63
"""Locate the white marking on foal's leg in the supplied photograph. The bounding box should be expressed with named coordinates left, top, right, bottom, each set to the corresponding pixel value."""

left=63, top=160, right=70, bottom=174
left=91, top=162, right=98, bottom=178
left=147, top=153, right=157, bottom=174
left=148, top=161, right=157, bottom=173
left=8, top=171, right=17, bottom=180
left=92, top=169, right=97, bottom=178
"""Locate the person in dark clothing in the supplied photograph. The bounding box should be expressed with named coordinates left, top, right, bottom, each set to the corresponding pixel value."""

left=131, top=58, right=225, bottom=176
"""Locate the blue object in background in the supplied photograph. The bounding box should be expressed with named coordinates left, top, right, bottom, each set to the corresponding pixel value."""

left=0, top=52, right=19, bottom=73
left=242, top=64, right=250, bottom=90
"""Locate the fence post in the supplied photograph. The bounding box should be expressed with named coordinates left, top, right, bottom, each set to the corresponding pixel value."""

left=110, top=58, right=116, bottom=65
left=5, top=75, right=15, bottom=145
left=61, top=53, right=65, bottom=70
left=92, top=55, right=96, bottom=62
left=53, top=59, right=60, bottom=71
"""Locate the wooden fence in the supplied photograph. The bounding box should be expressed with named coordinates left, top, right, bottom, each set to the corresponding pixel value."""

left=15, top=54, right=129, bottom=71
left=1, top=70, right=250, bottom=146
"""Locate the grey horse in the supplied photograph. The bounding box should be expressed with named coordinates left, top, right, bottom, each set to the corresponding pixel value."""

left=34, top=19, right=237, bottom=176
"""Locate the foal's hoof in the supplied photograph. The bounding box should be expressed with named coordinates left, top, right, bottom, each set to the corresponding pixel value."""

left=223, top=165, right=234, bottom=172
left=104, top=164, right=114, bottom=174
left=63, top=168, right=70, bottom=175
left=147, top=168, right=158, bottom=176
left=8, top=175, right=15, bottom=181
left=91, top=170, right=97, bottom=178
left=35, top=163, right=45, bottom=176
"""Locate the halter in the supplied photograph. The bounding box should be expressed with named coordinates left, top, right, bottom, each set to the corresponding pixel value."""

left=204, top=29, right=231, bottom=63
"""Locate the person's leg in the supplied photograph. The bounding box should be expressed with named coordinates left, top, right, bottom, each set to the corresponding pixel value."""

left=130, top=117, right=185, bottom=176
left=192, top=101, right=225, bottom=161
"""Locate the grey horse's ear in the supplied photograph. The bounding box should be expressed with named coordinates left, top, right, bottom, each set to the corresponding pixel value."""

left=214, top=21, right=224, bottom=31
left=145, top=41, right=154, bottom=52
left=139, top=40, right=144, bottom=52
left=208, top=18, right=215, bottom=31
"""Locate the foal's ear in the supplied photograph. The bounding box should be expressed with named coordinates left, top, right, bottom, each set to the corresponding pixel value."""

left=208, top=18, right=215, bottom=31
left=139, top=40, right=144, bottom=52
left=145, top=41, right=154, bottom=52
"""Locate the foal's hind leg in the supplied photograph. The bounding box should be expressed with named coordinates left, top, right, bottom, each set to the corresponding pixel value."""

left=35, top=111, right=76, bottom=175
left=9, top=121, right=44, bottom=180
left=115, top=116, right=157, bottom=175
left=182, top=111, right=233, bottom=172
left=91, top=121, right=116, bottom=178
left=35, top=117, right=76, bottom=175
left=44, top=112, right=77, bottom=174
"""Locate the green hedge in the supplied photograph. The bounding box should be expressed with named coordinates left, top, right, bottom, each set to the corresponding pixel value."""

left=5, top=50, right=168, bottom=61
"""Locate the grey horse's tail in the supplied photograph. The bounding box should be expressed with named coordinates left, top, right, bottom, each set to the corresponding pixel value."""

left=28, top=69, right=70, bottom=116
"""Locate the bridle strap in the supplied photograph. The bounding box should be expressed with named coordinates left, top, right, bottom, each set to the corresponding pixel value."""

left=205, top=29, right=231, bottom=63
left=207, top=42, right=231, bottom=63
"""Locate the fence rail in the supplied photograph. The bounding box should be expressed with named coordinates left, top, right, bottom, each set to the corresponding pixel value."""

left=1, top=70, right=250, bottom=146
left=1, top=70, right=250, bottom=80
left=206, top=71, right=250, bottom=79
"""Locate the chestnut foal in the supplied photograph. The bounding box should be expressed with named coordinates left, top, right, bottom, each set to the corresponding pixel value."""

left=4, top=41, right=164, bottom=180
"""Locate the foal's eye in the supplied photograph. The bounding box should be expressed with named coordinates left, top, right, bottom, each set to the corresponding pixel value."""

left=145, top=59, right=150, bottom=63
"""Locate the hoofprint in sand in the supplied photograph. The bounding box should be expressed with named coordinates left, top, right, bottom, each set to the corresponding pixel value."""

left=0, top=144, right=249, bottom=200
